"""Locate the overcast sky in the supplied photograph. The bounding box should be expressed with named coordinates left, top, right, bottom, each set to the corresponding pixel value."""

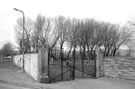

left=0, top=0, right=135, bottom=47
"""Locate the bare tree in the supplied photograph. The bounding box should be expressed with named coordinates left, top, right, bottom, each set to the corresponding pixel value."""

left=31, top=14, right=55, bottom=52
left=101, top=24, right=119, bottom=56
left=111, top=26, right=134, bottom=56
left=66, top=18, right=80, bottom=58
left=76, top=19, right=98, bottom=60
left=54, top=16, right=71, bottom=50
left=15, top=17, right=34, bottom=53
left=0, top=42, right=15, bottom=57
left=32, top=14, right=46, bottom=52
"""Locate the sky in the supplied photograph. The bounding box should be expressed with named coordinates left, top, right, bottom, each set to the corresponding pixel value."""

left=0, top=0, right=135, bottom=48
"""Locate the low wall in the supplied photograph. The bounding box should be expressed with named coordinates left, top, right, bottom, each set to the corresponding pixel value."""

left=104, top=57, right=135, bottom=80
left=13, top=53, right=39, bottom=81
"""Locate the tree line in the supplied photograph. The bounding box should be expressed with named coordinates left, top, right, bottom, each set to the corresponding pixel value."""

left=0, top=42, right=16, bottom=57
left=15, top=15, right=134, bottom=58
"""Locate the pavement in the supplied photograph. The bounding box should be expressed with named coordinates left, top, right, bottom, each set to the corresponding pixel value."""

left=57, top=78, right=135, bottom=89
left=0, top=59, right=39, bottom=89
left=0, top=58, right=135, bottom=89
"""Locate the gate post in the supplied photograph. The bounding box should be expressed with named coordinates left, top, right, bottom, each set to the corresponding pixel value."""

left=95, top=46, right=104, bottom=78
left=60, top=50, right=64, bottom=81
left=38, top=48, right=49, bottom=83
left=73, top=47, right=76, bottom=80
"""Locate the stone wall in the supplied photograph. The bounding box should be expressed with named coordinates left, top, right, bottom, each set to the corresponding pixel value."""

left=13, top=53, right=39, bottom=81
left=104, top=57, right=135, bottom=80
left=95, top=46, right=104, bottom=78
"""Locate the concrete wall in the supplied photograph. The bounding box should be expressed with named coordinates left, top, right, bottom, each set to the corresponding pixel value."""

left=104, top=57, right=135, bottom=80
left=13, top=54, right=23, bottom=68
left=13, top=53, right=39, bottom=81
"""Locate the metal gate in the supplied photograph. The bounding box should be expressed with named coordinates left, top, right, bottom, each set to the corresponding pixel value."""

left=48, top=49, right=96, bottom=83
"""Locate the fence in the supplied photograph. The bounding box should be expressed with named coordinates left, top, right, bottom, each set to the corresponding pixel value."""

left=13, top=46, right=104, bottom=83
left=48, top=49, right=96, bottom=83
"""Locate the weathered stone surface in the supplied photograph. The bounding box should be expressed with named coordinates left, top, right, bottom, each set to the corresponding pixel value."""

left=39, top=76, right=49, bottom=83
left=104, top=57, right=135, bottom=81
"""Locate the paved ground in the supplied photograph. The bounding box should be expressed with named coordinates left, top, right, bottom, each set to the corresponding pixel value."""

left=0, top=58, right=38, bottom=89
left=57, top=78, right=135, bottom=89
left=0, top=58, right=135, bottom=89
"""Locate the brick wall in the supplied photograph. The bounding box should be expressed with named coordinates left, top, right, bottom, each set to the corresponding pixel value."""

left=104, top=57, right=135, bottom=80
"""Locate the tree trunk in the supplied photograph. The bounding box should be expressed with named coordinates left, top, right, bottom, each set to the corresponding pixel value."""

left=103, top=45, right=107, bottom=56
left=87, top=44, right=91, bottom=60
left=66, top=45, right=72, bottom=58
left=112, top=49, right=117, bottom=56
left=89, top=46, right=94, bottom=60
